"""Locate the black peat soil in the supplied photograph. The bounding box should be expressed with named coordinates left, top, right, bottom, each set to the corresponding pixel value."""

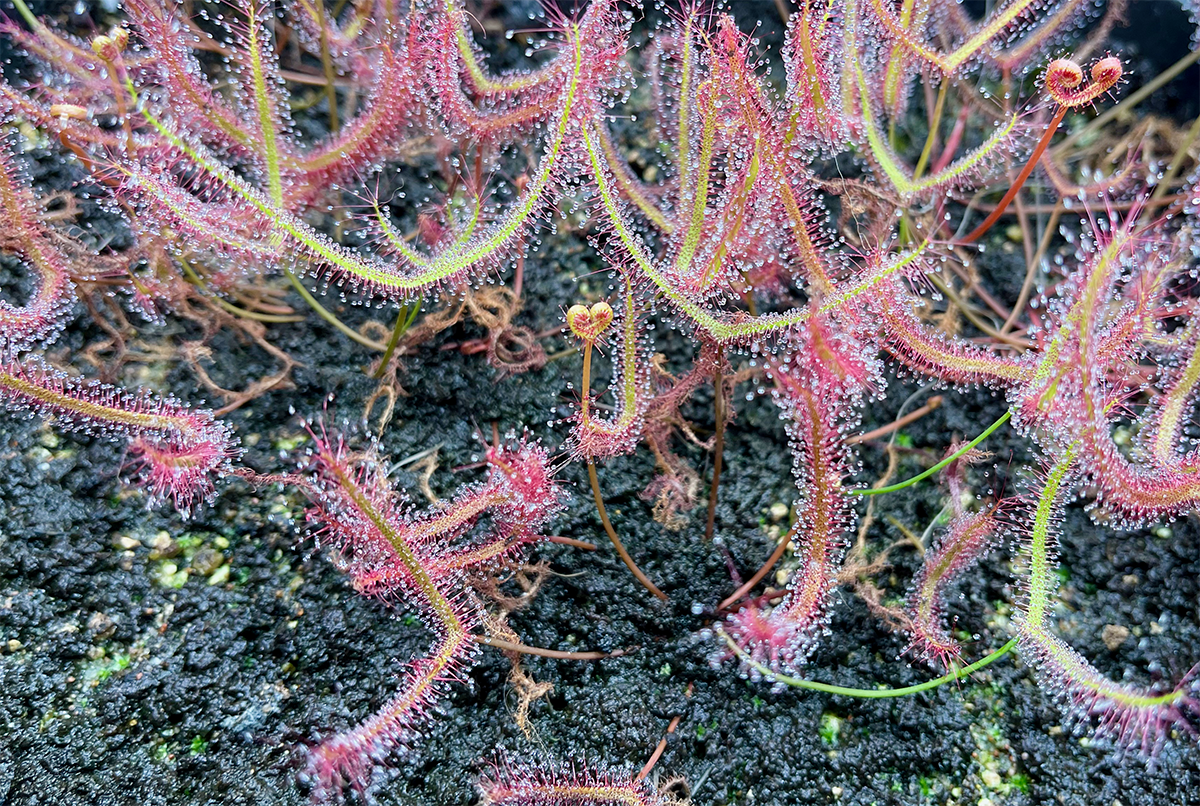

left=2, top=2, right=1200, bottom=805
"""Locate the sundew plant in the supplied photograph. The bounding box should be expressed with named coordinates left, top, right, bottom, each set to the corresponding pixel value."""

left=1, top=0, right=1199, bottom=802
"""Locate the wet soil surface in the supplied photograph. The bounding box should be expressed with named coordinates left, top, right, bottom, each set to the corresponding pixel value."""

left=2, top=2, right=1200, bottom=806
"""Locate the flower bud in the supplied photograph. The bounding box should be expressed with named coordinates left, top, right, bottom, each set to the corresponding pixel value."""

left=90, top=28, right=128, bottom=62
left=90, top=35, right=114, bottom=59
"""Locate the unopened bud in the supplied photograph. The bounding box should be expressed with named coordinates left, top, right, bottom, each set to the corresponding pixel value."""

left=1090, top=56, right=1123, bottom=89
left=90, top=28, right=128, bottom=62
left=90, top=35, right=116, bottom=61
left=110, top=27, right=129, bottom=52
left=1045, top=59, right=1082, bottom=91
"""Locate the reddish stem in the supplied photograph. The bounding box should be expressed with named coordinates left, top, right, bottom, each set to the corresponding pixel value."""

left=931, top=105, right=969, bottom=175
left=718, top=522, right=796, bottom=611
left=636, top=715, right=681, bottom=782
left=474, top=634, right=622, bottom=660
left=589, top=460, right=669, bottom=601
left=846, top=396, right=943, bottom=445
left=957, top=106, right=1067, bottom=245
left=546, top=535, right=598, bottom=550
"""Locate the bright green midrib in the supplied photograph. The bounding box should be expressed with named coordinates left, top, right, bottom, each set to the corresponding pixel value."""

left=449, top=0, right=546, bottom=95
left=1025, top=444, right=1077, bottom=627
left=1156, top=332, right=1200, bottom=462
left=613, top=283, right=642, bottom=433
left=578, top=284, right=642, bottom=440
left=375, top=196, right=483, bottom=268
left=1028, top=231, right=1131, bottom=408
left=673, top=84, right=718, bottom=278
left=585, top=120, right=935, bottom=342
left=0, top=368, right=198, bottom=436
left=676, top=13, right=696, bottom=202
left=596, top=123, right=672, bottom=231
left=129, top=25, right=582, bottom=296
left=838, top=0, right=860, bottom=124
left=869, top=0, right=1041, bottom=74
left=327, top=456, right=460, bottom=631
left=1074, top=231, right=1134, bottom=422
left=698, top=145, right=761, bottom=290
left=941, top=0, right=1041, bottom=71
left=1021, top=444, right=1187, bottom=709
left=246, top=5, right=284, bottom=208
left=881, top=0, right=918, bottom=110
left=1024, top=626, right=1188, bottom=708
left=324, top=456, right=470, bottom=748
left=584, top=122, right=806, bottom=341
left=856, top=65, right=1018, bottom=197
left=884, top=300, right=1029, bottom=381
left=816, top=244, right=928, bottom=315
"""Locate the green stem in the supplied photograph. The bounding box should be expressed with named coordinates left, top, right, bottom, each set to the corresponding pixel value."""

left=10, top=0, right=38, bottom=31
left=720, top=628, right=1017, bottom=698
left=180, top=258, right=304, bottom=323
left=913, top=78, right=948, bottom=181
left=374, top=301, right=422, bottom=378
left=859, top=409, right=1012, bottom=496
left=282, top=268, right=388, bottom=351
